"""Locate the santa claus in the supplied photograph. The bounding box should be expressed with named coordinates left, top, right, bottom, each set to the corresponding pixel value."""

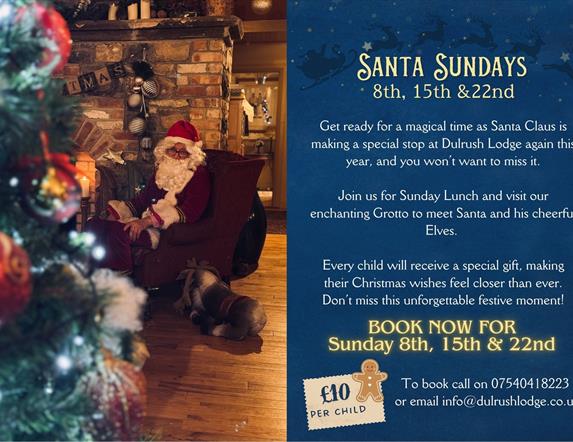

left=87, top=120, right=211, bottom=273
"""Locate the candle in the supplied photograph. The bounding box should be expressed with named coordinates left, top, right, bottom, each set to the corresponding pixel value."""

left=127, top=2, right=138, bottom=20
left=80, top=176, right=90, bottom=198
left=108, top=2, right=118, bottom=20
left=140, top=0, right=150, bottom=19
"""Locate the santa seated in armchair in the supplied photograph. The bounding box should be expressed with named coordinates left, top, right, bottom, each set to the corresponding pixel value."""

left=87, top=120, right=211, bottom=274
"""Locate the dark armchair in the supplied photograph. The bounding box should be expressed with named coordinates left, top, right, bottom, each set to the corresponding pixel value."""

left=132, top=150, right=264, bottom=287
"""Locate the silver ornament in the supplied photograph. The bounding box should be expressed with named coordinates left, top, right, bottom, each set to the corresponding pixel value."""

left=140, top=137, right=153, bottom=150
left=128, top=117, right=146, bottom=135
left=127, top=93, right=142, bottom=108
left=142, top=79, right=159, bottom=98
left=134, top=76, right=144, bottom=86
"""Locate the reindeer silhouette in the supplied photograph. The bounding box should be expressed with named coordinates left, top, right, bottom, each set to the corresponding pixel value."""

left=505, top=30, right=545, bottom=62
left=543, top=61, right=573, bottom=80
left=367, top=24, right=404, bottom=52
left=453, top=18, right=496, bottom=50
left=297, top=44, right=357, bottom=90
left=411, top=17, right=446, bottom=51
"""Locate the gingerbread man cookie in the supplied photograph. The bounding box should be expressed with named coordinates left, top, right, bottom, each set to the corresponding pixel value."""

left=352, top=359, right=388, bottom=402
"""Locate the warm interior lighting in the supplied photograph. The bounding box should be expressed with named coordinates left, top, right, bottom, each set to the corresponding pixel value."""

left=251, top=0, right=272, bottom=15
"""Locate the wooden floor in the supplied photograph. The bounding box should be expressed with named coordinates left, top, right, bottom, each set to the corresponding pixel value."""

left=142, top=234, right=286, bottom=441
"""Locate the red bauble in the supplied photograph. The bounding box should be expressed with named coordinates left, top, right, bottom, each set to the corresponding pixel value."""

left=17, top=3, right=72, bottom=74
left=83, top=356, right=147, bottom=441
left=0, top=232, right=32, bottom=325
left=20, top=154, right=81, bottom=224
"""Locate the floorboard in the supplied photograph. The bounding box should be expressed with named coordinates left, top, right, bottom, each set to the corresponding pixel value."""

left=142, top=234, right=287, bottom=441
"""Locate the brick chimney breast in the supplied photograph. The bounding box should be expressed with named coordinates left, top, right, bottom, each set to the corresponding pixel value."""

left=64, top=17, right=243, bottom=161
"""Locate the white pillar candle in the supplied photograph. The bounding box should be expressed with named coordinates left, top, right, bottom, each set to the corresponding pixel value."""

left=80, top=176, right=90, bottom=198
left=127, top=2, right=138, bottom=20
left=140, top=0, right=150, bottom=19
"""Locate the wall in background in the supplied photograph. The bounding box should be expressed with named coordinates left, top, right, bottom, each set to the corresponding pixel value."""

left=234, top=42, right=287, bottom=209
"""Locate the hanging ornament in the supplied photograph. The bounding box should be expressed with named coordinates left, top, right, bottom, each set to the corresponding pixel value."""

left=130, top=335, right=150, bottom=369
left=19, top=132, right=81, bottom=224
left=82, top=355, right=147, bottom=441
left=132, top=46, right=154, bottom=80
left=140, top=137, right=153, bottom=150
left=17, top=4, right=72, bottom=75
left=132, top=62, right=154, bottom=79
left=20, top=156, right=82, bottom=224
left=141, top=79, right=159, bottom=98
left=0, top=232, right=32, bottom=325
left=128, top=117, right=146, bottom=135
left=139, top=136, right=154, bottom=162
left=127, top=93, right=142, bottom=108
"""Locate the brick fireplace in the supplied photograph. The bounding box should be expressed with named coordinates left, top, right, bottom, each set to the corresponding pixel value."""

left=65, top=17, right=242, bottom=154
left=60, top=17, right=243, bottom=218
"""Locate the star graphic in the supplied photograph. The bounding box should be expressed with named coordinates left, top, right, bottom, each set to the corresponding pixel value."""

left=560, top=52, right=570, bottom=63
left=362, top=41, right=373, bottom=51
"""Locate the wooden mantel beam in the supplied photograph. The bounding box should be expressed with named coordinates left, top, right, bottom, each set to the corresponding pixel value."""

left=71, top=16, right=244, bottom=45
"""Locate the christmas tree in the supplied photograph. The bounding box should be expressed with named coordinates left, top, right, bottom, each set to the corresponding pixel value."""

left=0, top=0, right=148, bottom=440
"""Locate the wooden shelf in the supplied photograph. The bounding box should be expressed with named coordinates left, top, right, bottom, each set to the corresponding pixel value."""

left=71, top=16, right=243, bottom=44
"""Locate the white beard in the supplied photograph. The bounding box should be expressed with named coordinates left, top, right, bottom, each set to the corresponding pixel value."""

left=155, top=155, right=195, bottom=195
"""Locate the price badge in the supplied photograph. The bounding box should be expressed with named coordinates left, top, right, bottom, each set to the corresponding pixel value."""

left=303, top=360, right=387, bottom=430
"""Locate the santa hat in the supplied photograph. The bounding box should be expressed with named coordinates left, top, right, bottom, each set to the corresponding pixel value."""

left=167, top=120, right=200, bottom=142
left=159, top=120, right=203, bottom=151
left=154, top=120, right=205, bottom=165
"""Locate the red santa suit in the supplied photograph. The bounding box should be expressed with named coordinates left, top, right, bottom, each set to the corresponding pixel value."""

left=87, top=120, right=210, bottom=272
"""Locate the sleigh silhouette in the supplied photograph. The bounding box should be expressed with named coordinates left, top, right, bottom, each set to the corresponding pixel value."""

left=297, top=44, right=357, bottom=90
